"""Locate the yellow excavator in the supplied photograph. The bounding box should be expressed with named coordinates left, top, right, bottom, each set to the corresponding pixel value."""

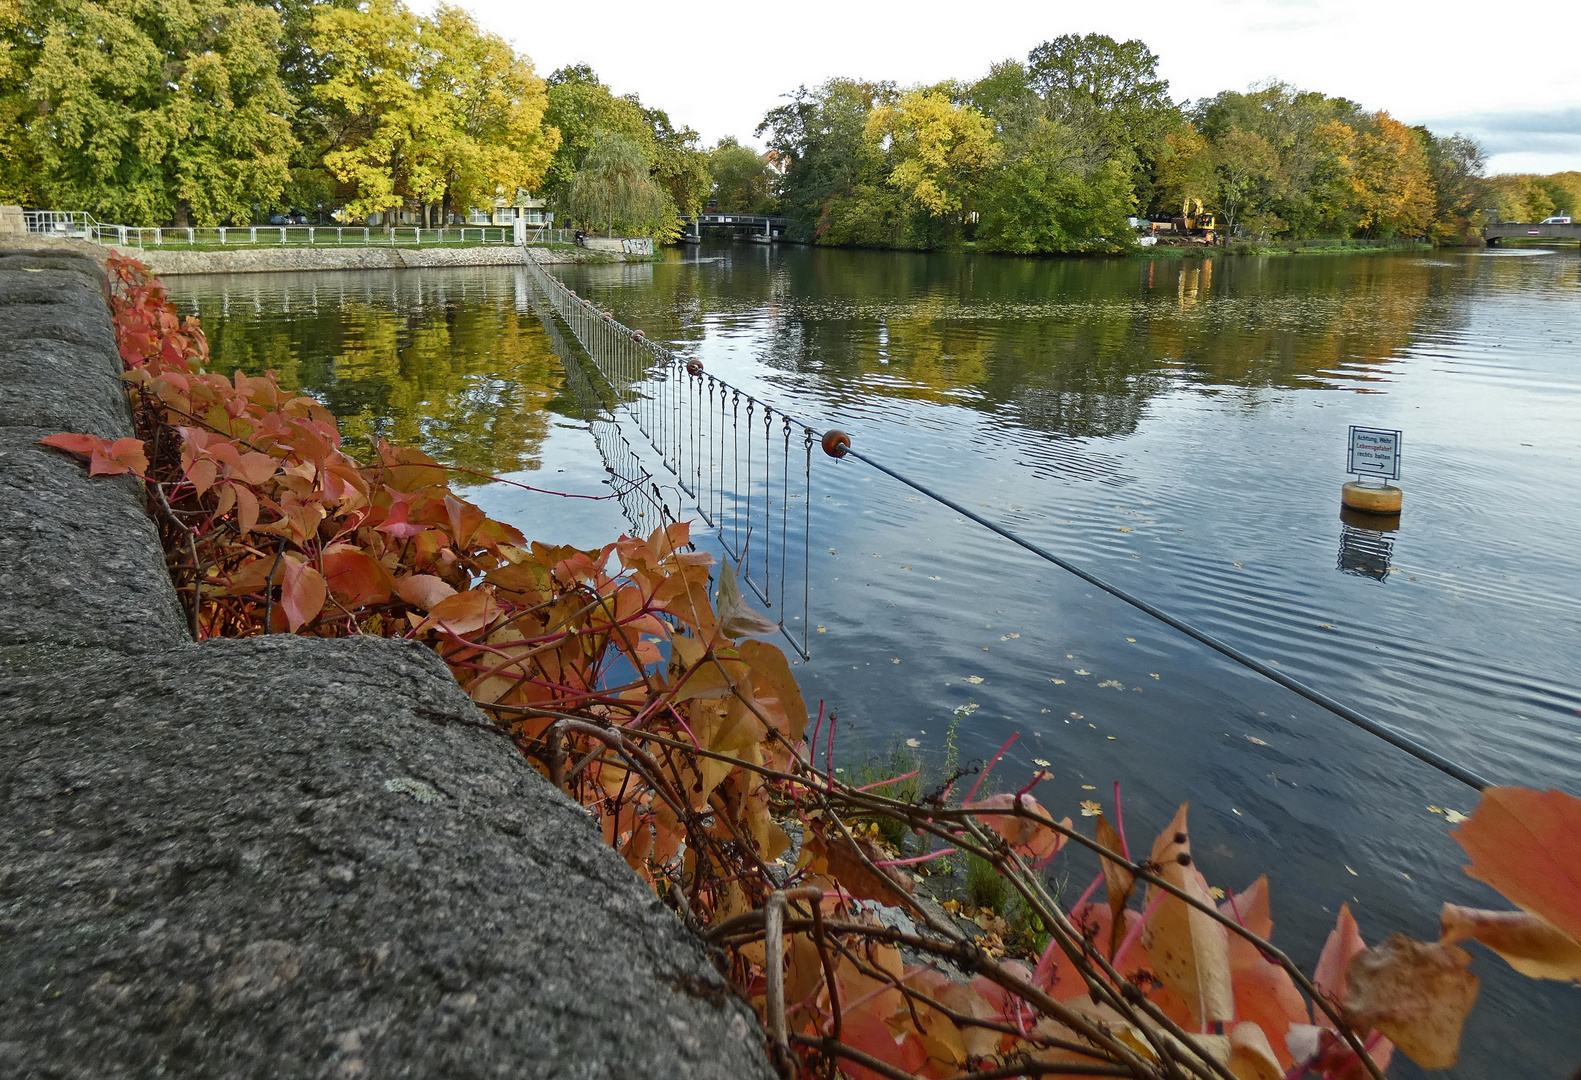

left=1171, top=199, right=1220, bottom=243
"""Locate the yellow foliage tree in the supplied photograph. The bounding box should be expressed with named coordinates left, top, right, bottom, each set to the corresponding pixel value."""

left=311, top=0, right=556, bottom=224
left=865, top=91, right=1000, bottom=218
left=1350, top=111, right=1434, bottom=237
left=421, top=5, right=558, bottom=222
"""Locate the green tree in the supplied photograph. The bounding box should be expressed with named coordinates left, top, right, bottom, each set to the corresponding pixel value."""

left=564, top=131, right=667, bottom=238
left=977, top=123, right=1134, bottom=253
left=757, top=77, right=897, bottom=241
left=1213, top=128, right=1282, bottom=237
left=541, top=64, right=703, bottom=235
left=6, top=0, right=295, bottom=224
left=1025, top=33, right=1178, bottom=205
left=708, top=136, right=773, bottom=212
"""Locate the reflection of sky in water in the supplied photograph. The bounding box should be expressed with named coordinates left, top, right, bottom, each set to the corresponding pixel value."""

left=169, top=248, right=1581, bottom=1074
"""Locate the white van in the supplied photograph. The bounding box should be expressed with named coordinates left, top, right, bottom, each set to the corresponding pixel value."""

left=1540, top=214, right=1573, bottom=224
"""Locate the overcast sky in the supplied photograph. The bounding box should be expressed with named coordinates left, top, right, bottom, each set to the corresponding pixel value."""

left=453, top=0, right=1580, bottom=175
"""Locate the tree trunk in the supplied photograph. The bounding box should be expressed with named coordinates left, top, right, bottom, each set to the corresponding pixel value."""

left=174, top=201, right=191, bottom=230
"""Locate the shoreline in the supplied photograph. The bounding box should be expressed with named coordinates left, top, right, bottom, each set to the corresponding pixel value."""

left=8, top=240, right=641, bottom=276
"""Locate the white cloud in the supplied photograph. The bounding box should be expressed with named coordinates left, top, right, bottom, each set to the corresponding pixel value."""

left=442, top=0, right=1581, bottom=170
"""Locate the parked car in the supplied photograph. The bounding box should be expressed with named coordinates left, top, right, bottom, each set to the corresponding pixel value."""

left=1540, top=214, right=1573, bottom=224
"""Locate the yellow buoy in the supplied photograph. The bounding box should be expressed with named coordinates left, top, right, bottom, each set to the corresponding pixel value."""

left=1341, top=481, right=1403, bottom=515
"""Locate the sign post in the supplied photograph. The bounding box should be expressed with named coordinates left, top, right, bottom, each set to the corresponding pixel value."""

left=1341, top=426, right=1403, bottom=515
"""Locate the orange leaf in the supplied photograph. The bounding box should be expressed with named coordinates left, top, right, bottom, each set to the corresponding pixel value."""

left=1439, top=903, right=1581, bottom=981
left=279, top=559, right=327, bottom=632
left=1313, top=903, right=1366, bottom=1014
left=39, top=432, right=107, bottom=457
left=89, top=437, right=149, bottom=477
left=1344, top=935, right=1478, bottom=1069
left=1142, top=803, right=1234, bottom=1027
left=322, top=546, right=396, bottom=608
left=1452, top=786, right=1581, bottom=944
left=234, top=451, right=278, bottom=485
left=805, top=824, right=913, bottom=907
left=1218, top=877, right=1308, bottom=1065
left=396, top=573, right=456, bottom=611
left=964, top=794, right=1069, bottom=866
left=419, top=588, right=498, bottom=636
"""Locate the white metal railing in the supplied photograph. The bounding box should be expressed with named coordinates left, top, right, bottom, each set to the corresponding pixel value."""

left=21, top=211, right=575, bottom=250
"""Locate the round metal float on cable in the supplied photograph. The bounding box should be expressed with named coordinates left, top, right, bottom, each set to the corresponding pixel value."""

left=634, top=330, right=645, bottom=342
left=821, top=429, right=851, bottom=459
left=686, top=360, right=704, bottom=376
left=1341, top=481, right=1403, bottom=515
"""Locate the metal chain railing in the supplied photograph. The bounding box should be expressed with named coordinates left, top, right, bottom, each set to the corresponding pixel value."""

left=524, top=254, right=817, bottom=661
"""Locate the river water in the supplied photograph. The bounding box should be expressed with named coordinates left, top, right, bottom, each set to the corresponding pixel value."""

left=168, top=244, right=1581, bottom=1076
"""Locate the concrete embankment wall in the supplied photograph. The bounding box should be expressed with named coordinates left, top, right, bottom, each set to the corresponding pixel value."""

left=134, top=243, right=626, bottom=275
left=0, top=247, right=770, bottom=1080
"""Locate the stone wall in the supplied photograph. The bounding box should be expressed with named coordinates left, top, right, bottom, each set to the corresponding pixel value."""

left=0, top=247, right=772, bottom=1080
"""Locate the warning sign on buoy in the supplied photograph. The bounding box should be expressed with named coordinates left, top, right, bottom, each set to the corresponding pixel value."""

left=1342, top=426, right=1403, bottom=514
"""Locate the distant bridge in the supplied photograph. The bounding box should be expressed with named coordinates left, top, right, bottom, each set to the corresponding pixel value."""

left=1484, top=221, right=1581, bottom=245
left=681, top=213, right=789, bottom=240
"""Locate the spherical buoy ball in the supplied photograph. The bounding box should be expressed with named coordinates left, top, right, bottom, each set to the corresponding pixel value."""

left=634, top=330, right=645, bottom=342
left=686, top=359, right=704, bottom=376
left=1341, top=482, right=1403, bottom=515
left=821, top=429, right=851, bottom=459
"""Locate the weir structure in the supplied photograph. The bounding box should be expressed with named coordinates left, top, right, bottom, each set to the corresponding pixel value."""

left=523, top=255, right=1495, bottom=791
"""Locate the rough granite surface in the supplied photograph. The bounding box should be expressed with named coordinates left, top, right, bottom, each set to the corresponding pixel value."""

left=0, top=247, right=774, bottom=1079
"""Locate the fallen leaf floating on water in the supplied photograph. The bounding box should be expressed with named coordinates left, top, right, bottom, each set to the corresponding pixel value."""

left=1050, top=677, right=1065, bottom=685
left=963, top=675, right=984, bottom=684
left=1080, top=800, right=1103, bottom=817
left=1246, top=735, right=1269, bottom=746
left=1345, top=934, right=1479, bottom=1069
left=1074, top=669, right=1090, bottom=676
left=1033, top=758, right=1051, bottom=767
left=1099, top=679, right=1124, bottom=690
left=905, top=738, right=921, bottom=748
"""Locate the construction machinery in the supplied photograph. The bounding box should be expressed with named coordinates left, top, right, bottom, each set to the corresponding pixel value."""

left=1171, top=199, right=1220, bottom=243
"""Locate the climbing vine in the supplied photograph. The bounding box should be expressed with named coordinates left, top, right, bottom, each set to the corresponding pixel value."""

left=41, top=255, right=1581, bottom=1080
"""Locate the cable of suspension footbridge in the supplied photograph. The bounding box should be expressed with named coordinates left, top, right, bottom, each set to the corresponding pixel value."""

left=522, top=256, right=1492, bottom=792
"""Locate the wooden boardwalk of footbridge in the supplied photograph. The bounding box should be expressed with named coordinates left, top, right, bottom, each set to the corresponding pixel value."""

left=1485, top=221, right=1581, bottom=245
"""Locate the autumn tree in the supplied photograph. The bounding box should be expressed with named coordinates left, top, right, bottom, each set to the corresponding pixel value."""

left=4, top=0, right=295, bottom=224
left=422, top=4, right=557, bottom=223
left=865, top=90, right=999, bottom=220
left=1349, top=112, right=1434, bottom=237
left=309, top=0, right=558, bottom=226
left=310, top=0, right=434, bottom=221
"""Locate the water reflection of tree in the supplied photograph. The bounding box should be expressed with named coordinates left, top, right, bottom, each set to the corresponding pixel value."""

left=582, top=246, right=1448, bottom=439
left=180, top=271, right=563, bottom=483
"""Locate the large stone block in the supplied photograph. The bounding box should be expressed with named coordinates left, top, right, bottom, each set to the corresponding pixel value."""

left=0, top=636, right=772, bottom=1080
